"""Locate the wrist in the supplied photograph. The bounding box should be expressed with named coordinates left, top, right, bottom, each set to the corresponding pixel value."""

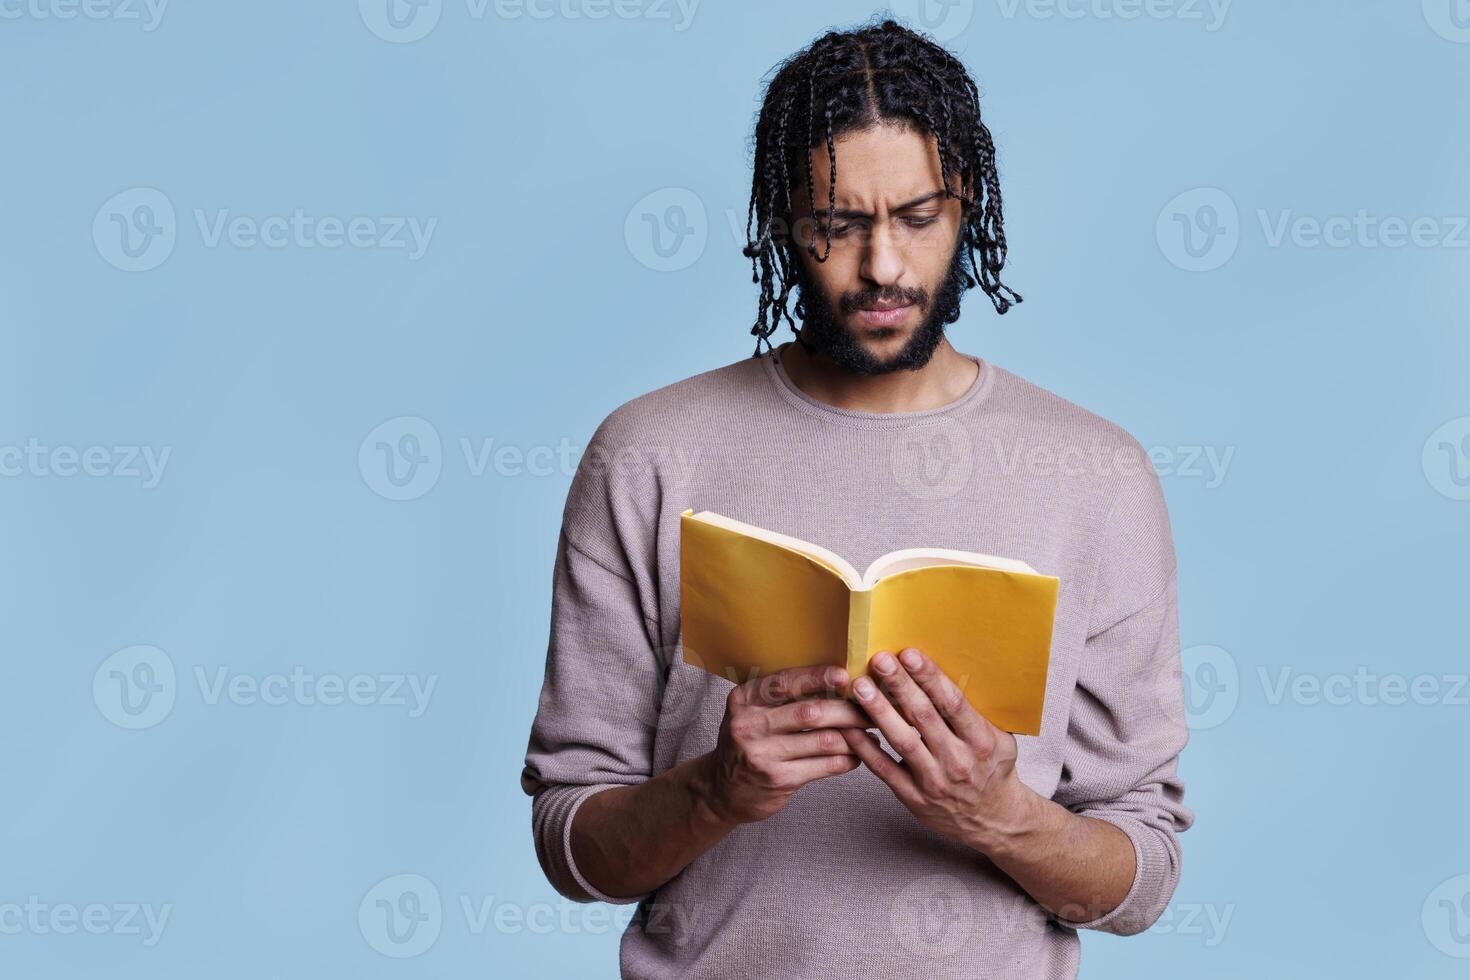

left=688, top=752, right=743, bottom=832
left=973, top=777, right=1047, bottom=860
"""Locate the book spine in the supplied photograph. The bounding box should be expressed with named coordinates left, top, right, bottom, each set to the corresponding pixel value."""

left=844, top=589, right=872, bottom=681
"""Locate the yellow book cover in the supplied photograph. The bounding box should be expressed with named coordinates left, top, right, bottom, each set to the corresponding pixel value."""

left=678, top=508, right=1059, bottom=736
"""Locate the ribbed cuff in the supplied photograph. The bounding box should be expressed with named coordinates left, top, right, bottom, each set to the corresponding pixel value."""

left=532, top=782, right=647, bottom=905
left=1052, top=812, right=1174, bottom=936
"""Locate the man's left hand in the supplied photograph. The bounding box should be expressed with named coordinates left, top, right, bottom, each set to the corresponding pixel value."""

left=841, top=647, right=1039, bottom=856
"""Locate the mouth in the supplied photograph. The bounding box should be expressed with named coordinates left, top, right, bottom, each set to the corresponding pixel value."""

left=853, top=303, right=914, bottom=327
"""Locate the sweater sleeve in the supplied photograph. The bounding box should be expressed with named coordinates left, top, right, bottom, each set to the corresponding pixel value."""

left=519, top=409, right=668, bottom=905
left=519, top=529, right=662, bottom=904
left=1047, top=463, right=1195, bottom=937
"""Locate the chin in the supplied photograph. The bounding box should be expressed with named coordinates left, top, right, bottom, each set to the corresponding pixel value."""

left=849, top=321, right=913, bottom=349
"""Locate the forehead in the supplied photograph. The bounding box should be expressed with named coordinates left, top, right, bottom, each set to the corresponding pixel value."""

left=799, top=123, right=945, bottom=209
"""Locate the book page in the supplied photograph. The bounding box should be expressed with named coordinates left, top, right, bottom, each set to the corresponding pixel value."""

left=861, top=547, right=1035, bottom=589
left=686, top=510, right=864, bottom=588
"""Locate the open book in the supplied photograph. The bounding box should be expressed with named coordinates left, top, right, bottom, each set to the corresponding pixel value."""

left=678, top=509, right=1059, bottom=735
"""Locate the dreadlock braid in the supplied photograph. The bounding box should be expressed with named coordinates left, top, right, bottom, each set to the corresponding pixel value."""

left=742, top=16, right=1023, bottom=356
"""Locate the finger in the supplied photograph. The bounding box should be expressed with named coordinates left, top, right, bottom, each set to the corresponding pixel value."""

left=868, top=651, right=965, bottom=756
left=770, top=727, right=860, bottom=761
left=766, top=697, right=872, bottom=735
left=779, top=753, right=862, bottom=786
left=850, top=672, right=939, bottom=781
left=840, top=728, right=920, bottom=805
left=895, top=647, right=991, bottom=746
left=743, top=664, right=848, bottom=707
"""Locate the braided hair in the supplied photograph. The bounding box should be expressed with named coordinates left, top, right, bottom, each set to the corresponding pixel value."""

left=742, top=17, right=1022, bottom=357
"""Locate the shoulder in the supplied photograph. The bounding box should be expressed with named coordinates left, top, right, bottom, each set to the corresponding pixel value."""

left=981, top=360, right=1162, bottom=505
left=586, top=355, right=765, bottom=451
left=983, top=361, right=1152, bottom=469
left=561, top=355, right=763, bottom=552
left=982, top=361, right=1176, bottom=615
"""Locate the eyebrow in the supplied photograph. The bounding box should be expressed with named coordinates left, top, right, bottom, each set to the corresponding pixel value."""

left=823, top=190, right=947, bottom=221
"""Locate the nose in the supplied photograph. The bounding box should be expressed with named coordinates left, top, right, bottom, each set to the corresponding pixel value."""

left=859, top=220, right=905, bottom=289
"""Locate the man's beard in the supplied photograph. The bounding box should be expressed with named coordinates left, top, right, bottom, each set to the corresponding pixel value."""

left=790, top=232, right=972, bottom=377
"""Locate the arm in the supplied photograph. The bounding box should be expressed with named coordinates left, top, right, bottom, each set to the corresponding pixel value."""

left=521, top=401, right=873, bottom=903
left=1037, top=572, right=1194, bottom=935
left=840, top=649, right=1142, bottom=928
left=842, top=467, right=1193, bottom=936
left=567, top=754, right=735, bottom=901
left=567, top=758, right=735, bottom=899
left=520, top=529, right=667, bottom=904
left=974, top=568, right=1186, bottom=926
left=980, top=780, right=1140, bottom=927
left=522, top=525, right=868, bottom=903
left=1041, top=464, right=1195, bottom=935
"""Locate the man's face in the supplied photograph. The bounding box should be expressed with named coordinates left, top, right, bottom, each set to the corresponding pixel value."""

left=786, top=123, right=970, bottom=376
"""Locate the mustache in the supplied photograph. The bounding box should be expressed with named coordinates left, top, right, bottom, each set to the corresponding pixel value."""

left=840, top=287, right=927, bottom=313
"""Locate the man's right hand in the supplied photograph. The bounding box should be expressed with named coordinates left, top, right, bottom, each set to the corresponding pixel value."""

left=568, top=663, right=871, bottom=901
left=702, top=665, right=871, bottom=824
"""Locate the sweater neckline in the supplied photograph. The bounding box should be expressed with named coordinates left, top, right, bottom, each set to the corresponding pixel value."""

left=760, top=342, right=995, bottom=429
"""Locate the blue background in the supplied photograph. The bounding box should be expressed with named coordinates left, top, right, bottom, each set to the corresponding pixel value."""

left=3, top=1, right=1468, bottom=976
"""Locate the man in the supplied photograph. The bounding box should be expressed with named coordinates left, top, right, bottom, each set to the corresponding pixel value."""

left=521, top=17, right=1192, bottom=979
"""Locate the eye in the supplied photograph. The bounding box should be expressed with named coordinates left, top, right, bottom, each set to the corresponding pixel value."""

left=903, top=216, right=939, bottom=229
left=827, top=222, right=869, bottom=239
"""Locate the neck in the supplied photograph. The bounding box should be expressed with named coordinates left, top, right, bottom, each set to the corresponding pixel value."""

left=775, top=336, right=979, bottom=414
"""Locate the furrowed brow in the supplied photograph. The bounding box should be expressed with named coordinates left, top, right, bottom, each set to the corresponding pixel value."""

left=825, top=189, right=947, bottom=221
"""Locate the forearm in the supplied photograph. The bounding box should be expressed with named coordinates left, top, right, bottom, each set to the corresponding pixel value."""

left=569, top=752, right=737, bottom=900
left=980, top=782, right=1136, bottom=924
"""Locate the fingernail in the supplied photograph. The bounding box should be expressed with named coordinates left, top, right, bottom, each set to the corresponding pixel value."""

left=900, top=649, right=922, bottom=670
left=854, top=677, right=875, bottom=700
left=826, top=666, right=848, bottom=687
left=871, top=652, right=896, bottom=675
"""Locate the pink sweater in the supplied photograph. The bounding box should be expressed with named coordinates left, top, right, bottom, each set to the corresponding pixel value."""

left=521, top=348, right=1194, bottom=979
